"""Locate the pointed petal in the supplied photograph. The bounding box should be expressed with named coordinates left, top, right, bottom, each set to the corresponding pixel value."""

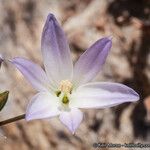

left=41, top=13, right=73, bottom=87
left=70, top=82, right=139, bottom=109
left=59, top=108, right=83, bottom=134
left=11, top=57, right=50, bottom=92
left=26, top=92, right=60, bottom=121
left=73, top=37, right=112, bottom=87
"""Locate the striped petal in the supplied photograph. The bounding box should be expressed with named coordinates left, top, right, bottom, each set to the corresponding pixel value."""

left=59, top=108, right=83, bottom=134
left=70, top=82, right=139, bottom=109
left=41, top=13, right=73, bottom=87
left=73, top=37, right=112, bottom=87
left=11, top=57, right=51, bottom=92
left=26, top=92, right=60, bottom=121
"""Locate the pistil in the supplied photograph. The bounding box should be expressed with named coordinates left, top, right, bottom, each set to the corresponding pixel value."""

left=56, top=80, right=73, bottom=108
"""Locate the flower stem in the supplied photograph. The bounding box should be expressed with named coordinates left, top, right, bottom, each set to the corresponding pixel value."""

left=0, top=114, right=25, bottom=126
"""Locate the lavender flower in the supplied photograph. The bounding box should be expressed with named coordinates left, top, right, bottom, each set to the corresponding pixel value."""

left=11, top=14, right=139, bottom=134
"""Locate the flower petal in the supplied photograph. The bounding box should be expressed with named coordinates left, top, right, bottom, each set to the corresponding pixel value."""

left=11, top=57, right=51, bottom=92
left=0, top=54, right=4, bottom=68
left=59, top=108, right=83, bottom=134
left=41, top=13, right=73, bottom=87
left=70, top=82, right=139, bottom=109
left=73, top=37, right=112, bottom=87
left=26, top=92, right=60, bottom=121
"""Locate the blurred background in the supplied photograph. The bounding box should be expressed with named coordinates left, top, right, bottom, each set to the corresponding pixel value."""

left=0, top=0, right=149, bottom=149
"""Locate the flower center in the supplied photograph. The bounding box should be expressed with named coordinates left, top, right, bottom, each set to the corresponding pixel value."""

left=56, top=80, right=73, bottom=105
left=59, top=80, right=73, bottom=94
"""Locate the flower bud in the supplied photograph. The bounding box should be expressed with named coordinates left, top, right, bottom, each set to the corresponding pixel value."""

left=0, top=91, right=9, bottom=111
left=0, top=54, right=4, bottom=68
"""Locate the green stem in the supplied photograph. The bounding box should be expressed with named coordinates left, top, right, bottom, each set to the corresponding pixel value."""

left=0, top=114, right=25, bottom=126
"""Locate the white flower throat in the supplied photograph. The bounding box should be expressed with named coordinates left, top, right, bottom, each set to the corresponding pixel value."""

left=56, top=80, right=73, bottom=105
left=59, top=80, right=73, bottom=94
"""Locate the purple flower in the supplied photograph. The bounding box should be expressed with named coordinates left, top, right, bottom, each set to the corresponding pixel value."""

left=11, top=14, right=139, bottom=134
left=0, top=54, right=4, bottom=68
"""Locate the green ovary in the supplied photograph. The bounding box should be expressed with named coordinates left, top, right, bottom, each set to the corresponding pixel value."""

left=55, top=80, right=73, bottom=106
left=62, top=94, right=69, bottom=104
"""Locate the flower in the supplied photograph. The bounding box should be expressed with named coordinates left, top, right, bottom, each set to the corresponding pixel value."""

left=11, top=13, right=139, bottom=134
left=0, top=54, right=4, bottom=68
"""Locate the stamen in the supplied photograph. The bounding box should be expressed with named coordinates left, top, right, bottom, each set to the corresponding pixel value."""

left=55, top=80, right=73, bottom=111
left=55, top=91, right=61, bottom=97
left=59, top=80, right=72, bottom=94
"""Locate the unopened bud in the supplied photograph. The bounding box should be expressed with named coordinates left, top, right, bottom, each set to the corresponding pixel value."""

left=0, top=54, right=4, bottom=68
left=0, top=91, right=9, bottom=111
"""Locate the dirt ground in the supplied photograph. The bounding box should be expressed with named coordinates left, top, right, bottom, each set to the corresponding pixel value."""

left=0, top=0, right=149, bottom=150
